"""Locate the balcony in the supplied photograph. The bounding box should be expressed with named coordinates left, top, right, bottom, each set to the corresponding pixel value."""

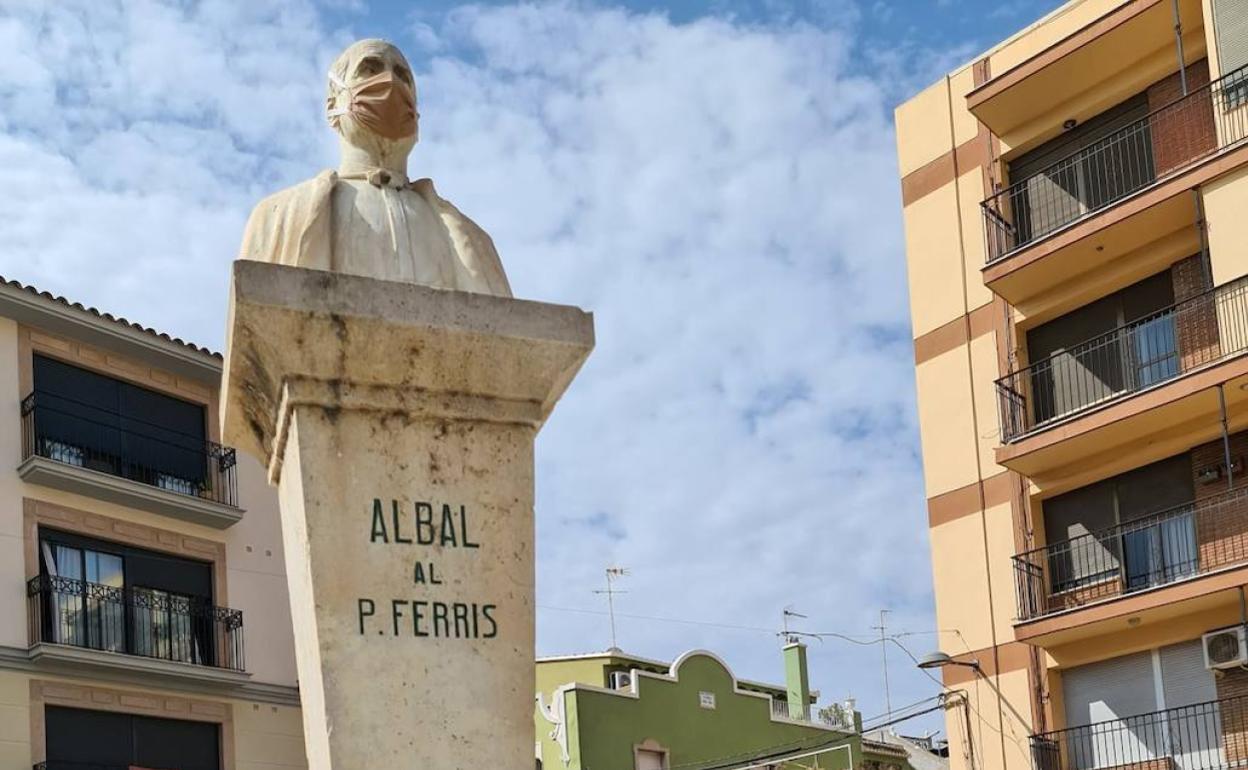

left=18, top=392, right=243, bottom=528
left=1014, top=485, right=1248, bottom=624
left=771, top=699, right=857, bottom=730
left=998, top=274, right=1248, bottom=445
left=967, top=0, right=1205, bottom=140
left=27, top=574, right=245, bottom=673
left=981, top=67, right=1248, bottom=307
left=35, top=765, right=181, bottom=770
left=1031, top=695, right=1248, bottom=770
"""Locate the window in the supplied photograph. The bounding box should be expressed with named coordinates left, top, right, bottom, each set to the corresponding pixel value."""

left=1026, top=270, right=1181, bottom=425
left=37, top=529, right=216, bottom=666
left=45, top=705, right=220, bottom=770
left=32, top=355, right=209, bottom=493
left=1060, top=641, right=1219, bottom=770
left=1215, top=0, right=1248, bottom=81
left=637, top=749, right=666, bottom=770
left=1042, top=453, right=1195, bottom=592
left=1008, top=94, right=1154, bottom=245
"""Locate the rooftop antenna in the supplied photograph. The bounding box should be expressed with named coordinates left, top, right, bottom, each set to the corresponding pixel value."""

left=593, top=567, right=629, bottom=651
left=871, top=609, right=893, bottom=720
left=781, top=605, right=809, bottom=645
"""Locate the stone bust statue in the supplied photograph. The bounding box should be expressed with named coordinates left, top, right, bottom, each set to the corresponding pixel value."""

left=238, top=38, right=512, bottom=297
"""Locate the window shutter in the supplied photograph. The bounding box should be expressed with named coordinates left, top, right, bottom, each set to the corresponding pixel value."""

left=1159, top=640, right=1216, bottom=708
left=1062, top=652, right=1162, bottom=770
left=1215, top=0, right=1248, bottom=76
left=1063, top=651, right=1157, bottom=727
left=1159, top=641, right=1221, bottom=770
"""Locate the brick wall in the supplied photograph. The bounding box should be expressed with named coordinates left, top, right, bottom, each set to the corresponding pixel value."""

left=1217, top=669, right=1248, bottom=764
left=1147, top=59, right=1216, bottom=176
left=1189, top=432, right=1248, bottom=572
left=1172, top=254, right=1220, bottom=372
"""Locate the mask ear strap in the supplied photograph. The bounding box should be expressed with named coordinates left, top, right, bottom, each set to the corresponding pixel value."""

left=327, top=70, right=351, bottom=118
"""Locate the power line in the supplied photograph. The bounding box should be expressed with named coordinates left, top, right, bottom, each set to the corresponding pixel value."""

left=538, top=604, right=879, bottom=640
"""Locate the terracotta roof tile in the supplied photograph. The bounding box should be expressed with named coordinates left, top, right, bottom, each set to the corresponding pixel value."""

left=0, top=274, right=221, bottom=359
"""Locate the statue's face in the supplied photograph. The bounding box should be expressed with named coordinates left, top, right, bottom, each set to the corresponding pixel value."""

left=329, top=40, right=419, bottom=156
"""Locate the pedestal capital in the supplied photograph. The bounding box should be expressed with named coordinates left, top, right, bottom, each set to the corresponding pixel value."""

left=220, top=261, right=594, bottom=481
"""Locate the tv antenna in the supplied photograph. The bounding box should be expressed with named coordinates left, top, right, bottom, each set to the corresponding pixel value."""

left=871, top=609, right=892, bottom=719
left=780, top=605, right=817, bottom=645
left=593, top=567, right=629, bottom=651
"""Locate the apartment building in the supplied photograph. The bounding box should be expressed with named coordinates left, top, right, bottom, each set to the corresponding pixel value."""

left=897, top=2, right=1248, bottom=770
left=0, top=277, right=306, bottom=770
left=534, top=644, right=909, bottom=770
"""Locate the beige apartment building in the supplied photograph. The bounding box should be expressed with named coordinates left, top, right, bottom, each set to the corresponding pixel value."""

left=897, top=3, right=1248, bottom=770
left=0, top=277, right=307, bottom=770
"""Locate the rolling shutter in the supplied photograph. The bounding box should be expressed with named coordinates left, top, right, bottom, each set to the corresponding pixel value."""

left=1064, top=651, right=1157, bottom=728
left=1159, top=641, right=1223, bottom=770
left=1160, top=640, right=1216, bottom=708
left=1214, top=0, right=1248, bottom=77
left=1062, top=652, right=1160, bottom=770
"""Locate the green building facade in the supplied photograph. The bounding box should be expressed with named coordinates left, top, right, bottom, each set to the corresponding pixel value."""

left=535, top=645, right=913, bottom=770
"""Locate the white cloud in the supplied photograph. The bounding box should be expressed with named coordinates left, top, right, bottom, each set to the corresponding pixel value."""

left=0, top=0, right=956, bottom=735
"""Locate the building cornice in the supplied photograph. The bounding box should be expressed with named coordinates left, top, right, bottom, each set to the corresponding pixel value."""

left=0, top=275, right=221, bottom=384
left=0, top=644, right=301, bottom=707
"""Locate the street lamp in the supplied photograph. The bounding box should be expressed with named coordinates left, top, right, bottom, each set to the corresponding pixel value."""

left=916, top=651, right=981, bottom=671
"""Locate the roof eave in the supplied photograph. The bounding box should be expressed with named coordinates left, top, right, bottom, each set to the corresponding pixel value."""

left=0, top=278, right=222, bottom=385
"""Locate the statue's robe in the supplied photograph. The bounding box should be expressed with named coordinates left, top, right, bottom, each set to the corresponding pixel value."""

left=238, top=170, right=512, bottom=297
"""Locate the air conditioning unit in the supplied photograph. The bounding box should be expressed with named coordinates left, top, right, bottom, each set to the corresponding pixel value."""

left=1203, top=627, right=1248, bottom=670
left=609, top=671, right=632, bottom=690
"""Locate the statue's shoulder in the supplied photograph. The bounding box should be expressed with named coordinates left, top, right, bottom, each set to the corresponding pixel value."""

left=410, top=178, right=513, bottom=297
left=239, top=171, right=338, bottom=268
left=249, top=170, right=338, bottom=217
left=409, top=178, right=478, bottom=231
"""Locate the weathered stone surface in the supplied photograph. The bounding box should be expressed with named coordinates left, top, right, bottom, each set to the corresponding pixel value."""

left=221, top=260, right=593, bottom=769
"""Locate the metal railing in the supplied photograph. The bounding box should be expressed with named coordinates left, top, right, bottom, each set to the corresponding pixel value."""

left=983, top=65, right=1248, bottom=262
left=1031, top=695, right=1248, bottom=770
left=997, top=274, right=1248, bottom=442
left=34, top=764, right=181, bottom=770
left=27, top=574, right=245, bottom=672
left=1014, top=486, right=1248, bottom=621
left=772, top=699, right=857, bottom=730
left=20, top=392, right=239, bottom=508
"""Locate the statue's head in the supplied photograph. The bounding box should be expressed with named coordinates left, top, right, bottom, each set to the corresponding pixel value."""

left=326, top=39, right=419, bottom=161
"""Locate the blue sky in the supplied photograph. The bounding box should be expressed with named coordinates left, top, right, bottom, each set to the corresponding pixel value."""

left=0, top=0, right=1060, bottom=741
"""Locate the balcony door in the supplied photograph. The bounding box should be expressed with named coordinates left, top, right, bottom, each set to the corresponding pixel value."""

left=1062, top=641, right=1221, bottom=770
left=45, top=705, right=220, bottom=770
left=1042, top=453, right=1194, bottom=595
left=1008, top=94, right=1154, bottom=246
left=33, top=355, right=209, bottom=494
left=1027, top=271, right=1177, bottom=427
left=39, top=529, right=215, bottom=667
left=1062, top=650, right=1160, bottom=770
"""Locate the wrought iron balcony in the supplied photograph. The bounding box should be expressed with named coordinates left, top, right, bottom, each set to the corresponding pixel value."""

left=1014, top=486, right=1248, bottom=622
left=997, top=275, right=1248, bottom=443
left=27, top=575, right=245, bottom=672
left=34, top=764, right=177, bottom=770
left=1031, top=695, right=1248, bottom=770
left=983, top=65, right=1248, bottom=263
left=20, top=392, right=238, bottom=508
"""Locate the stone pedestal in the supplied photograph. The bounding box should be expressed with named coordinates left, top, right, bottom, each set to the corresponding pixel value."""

left=220, top=261, right=593, bottom=769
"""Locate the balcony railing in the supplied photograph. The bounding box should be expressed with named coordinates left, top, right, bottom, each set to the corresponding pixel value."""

left=772, top=699, right=857, bottom=730
left=1014, top=486, right=1248, bottom=622
left=1032, top=695, right=1248, bottom=770
left=983, top=65, right=1248, bottom=263
left=35, top=764, right=180, bottom=770
left=20, top=392, right=239, bottom=508
left=27, top=574, right=245, bottom=672
left=997, top=274, right=1248, bottom=443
